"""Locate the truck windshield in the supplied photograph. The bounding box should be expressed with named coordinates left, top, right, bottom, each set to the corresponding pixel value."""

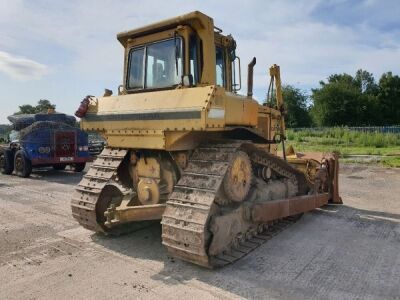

left=9, top=130, right=20, bottom=143
left=127, top=38, right=183, bottom=90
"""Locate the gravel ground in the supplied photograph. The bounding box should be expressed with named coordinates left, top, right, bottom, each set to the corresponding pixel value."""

left=0, top=164, right=399, bottom=299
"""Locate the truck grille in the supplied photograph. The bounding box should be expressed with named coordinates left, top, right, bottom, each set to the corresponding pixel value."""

left=55, top=131, right=76, bottom=157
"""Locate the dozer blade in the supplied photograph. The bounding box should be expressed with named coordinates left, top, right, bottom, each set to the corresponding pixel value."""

left=283, top=147, right=342, bottom=204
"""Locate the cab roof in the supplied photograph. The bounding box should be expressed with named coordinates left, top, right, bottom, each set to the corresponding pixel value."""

left=117, top=11, right=213, bottom=47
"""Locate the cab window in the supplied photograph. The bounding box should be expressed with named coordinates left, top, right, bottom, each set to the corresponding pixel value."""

left=215, top=47, right=225, bottom=87
left=127, top=47, right=144, bottom=89
left=127, top=38, right=183, bottom=90
left=189, top=35, right=199, bottom=84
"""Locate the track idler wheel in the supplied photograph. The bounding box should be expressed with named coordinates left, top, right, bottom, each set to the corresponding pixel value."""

left=223, top=151, right=253, bottom=203
left=96, top=184, right=124, bottom=230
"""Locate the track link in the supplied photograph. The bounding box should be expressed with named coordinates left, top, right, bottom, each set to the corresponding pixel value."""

left=71, top=147, right=127, bottom=233
left=161, top=142, right=240, bottom=267
left=210, top=215, right=301, bottom=267
left=161, top=141, right=306, bottom=268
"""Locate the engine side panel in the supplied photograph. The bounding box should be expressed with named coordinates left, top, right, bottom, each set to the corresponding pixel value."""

left=80, top=85, right=281, bottom=151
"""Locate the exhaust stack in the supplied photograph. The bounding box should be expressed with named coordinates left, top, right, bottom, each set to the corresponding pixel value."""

left=247, top=57, right=256, bottom=97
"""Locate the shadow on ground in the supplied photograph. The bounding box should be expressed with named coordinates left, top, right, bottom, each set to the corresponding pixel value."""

left=91, top=204, right=400, bottom=299
left=29, top=167, right=84, bottom=185
left=0, top=182, right=10, bottom=188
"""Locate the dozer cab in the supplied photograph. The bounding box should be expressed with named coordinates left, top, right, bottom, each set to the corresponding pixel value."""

left=71, top=11, right=341, bottom=268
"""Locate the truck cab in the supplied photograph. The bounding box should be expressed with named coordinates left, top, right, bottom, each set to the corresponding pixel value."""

left=0, top=112, right=92, bottom=177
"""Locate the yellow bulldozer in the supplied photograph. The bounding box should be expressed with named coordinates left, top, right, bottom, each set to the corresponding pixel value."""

left=71, top=11, right=341, bottom=268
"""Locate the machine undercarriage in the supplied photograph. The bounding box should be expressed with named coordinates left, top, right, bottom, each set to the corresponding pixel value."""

left=72, top=139, right=339, bottom=268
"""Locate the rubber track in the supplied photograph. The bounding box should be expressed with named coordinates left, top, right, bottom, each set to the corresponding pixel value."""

left=161, top=141, right=305, bottom=268
left=71, top=147, right=127, bottom=233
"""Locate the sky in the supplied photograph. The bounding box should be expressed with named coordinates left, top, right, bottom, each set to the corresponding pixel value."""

left=0, top=0, right=399, bottom=123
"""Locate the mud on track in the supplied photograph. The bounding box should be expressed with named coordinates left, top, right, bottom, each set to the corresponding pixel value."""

left=0, top=164, right=399, bottom=299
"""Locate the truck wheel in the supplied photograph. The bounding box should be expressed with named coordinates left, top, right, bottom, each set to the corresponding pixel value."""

left=0, top=149, right=14, bottom=175
left=53, top=164, right=67, bottom=171
left=14, top=150, right=32, bottom=178
left=73, top=163, right=86, bottom=172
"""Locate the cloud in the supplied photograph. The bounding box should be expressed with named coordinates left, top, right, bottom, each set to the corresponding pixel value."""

left=0, top=0, right=399, bottom=122
left=229, top=2, right=400, bottom=94
left=1, top=1, right=399, bottom=86
left=0, top=51, right=48, bottom=80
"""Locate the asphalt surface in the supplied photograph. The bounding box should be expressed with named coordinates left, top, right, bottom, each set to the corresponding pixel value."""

left=0, top=164, right=399, bottom=299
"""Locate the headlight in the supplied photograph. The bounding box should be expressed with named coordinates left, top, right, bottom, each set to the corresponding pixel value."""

left=79, top=146, right=89, bottom=151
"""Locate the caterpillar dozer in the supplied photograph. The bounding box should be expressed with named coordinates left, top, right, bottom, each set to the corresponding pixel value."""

left=71, top=11, right=342, bottom=268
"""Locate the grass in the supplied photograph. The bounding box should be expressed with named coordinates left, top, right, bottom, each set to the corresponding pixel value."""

left=284, top=127, right=400, bottom=167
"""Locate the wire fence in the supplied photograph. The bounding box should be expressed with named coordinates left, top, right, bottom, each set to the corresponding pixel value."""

left=291, top=126, right=400, bottom=134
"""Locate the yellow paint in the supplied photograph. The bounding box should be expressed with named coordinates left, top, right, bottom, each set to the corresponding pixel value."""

left=80, top=11, right=286, bottom=152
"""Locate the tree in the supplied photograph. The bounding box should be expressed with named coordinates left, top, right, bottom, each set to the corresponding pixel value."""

left=354, top=70, right=378, bottom=94
left=0, top=124, right=12, bottom=143
left=14, top=99, right=56, bottom=115
left=377, top=72, right=400, bottom=125
left=310, top=70, right=380, bottom=126
left=36, top=99, right=56, bottom=113
left=311, top=78, right=362, bottom=126
left=17, top=104, right=37, bottom=114
left=281, top=85, right=312, bottom=128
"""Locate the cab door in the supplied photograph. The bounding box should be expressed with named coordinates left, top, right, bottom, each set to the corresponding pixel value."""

left=214, top=34, right=233, bottom=92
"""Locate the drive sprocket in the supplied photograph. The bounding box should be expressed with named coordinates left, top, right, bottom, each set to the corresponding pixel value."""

left=223, top=150, right=253, bottom=203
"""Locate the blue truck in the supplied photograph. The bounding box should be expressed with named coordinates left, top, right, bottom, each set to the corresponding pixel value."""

left=0, top=112, right=92, bottom=177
